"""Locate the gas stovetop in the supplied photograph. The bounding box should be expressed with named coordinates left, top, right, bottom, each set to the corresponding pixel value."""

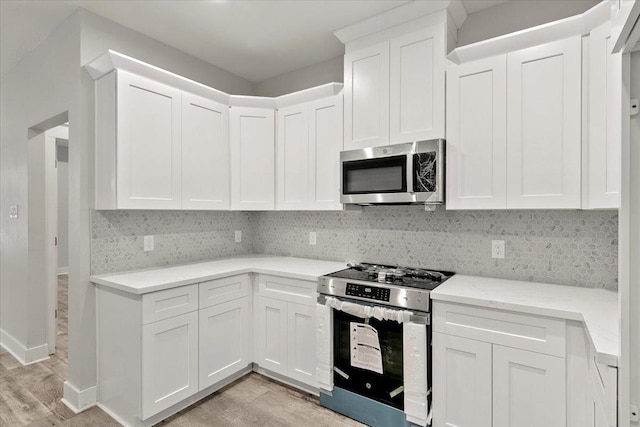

left=318, top=263, right=455, bottom=312
left=325, top=262, right=454, bottom=290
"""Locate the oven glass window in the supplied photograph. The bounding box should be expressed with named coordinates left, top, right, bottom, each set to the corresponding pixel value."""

left=333, top=309, right=404, bottom=410
left=343, top=156, right=407, bottom=194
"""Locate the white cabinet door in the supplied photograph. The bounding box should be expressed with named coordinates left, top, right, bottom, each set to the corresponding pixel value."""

left=199, top=298, right=249, bottom=390
left=492, top=345, right=566, bottom=427
left=141, top=311, right=198, bottom=419
left=287, top=303, right=317, bottom=387
left=308, top=95, right=343, bottom=210
left=256, top=296, right=288, bottom=376
left=390, top=26, right=445, bottom=143
left=446, top=55, right=508, bottom=210
left=230, top=107, right=275, bottom=210
left=117, top=70, right=182, bottom=209
left=182, top=92, right=230, bottom=210
left=432, top=333, right=492, bottom=427
left=277, top=104, right=310, bottom=210
left=344, top=42, right=390, bottom=150
left=585, top=23, right=622, bottom=209
left=506, top=36, right=582, bottom=209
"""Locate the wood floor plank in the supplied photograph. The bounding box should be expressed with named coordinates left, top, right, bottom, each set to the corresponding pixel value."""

left=0, top=378, right=53, bottom=425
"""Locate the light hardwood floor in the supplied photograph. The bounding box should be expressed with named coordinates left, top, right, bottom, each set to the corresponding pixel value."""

left=0, top=275, right=364, bottom=427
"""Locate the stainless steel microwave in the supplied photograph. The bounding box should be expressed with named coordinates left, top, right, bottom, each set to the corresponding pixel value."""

left=340, top=139, right=445, bottom=205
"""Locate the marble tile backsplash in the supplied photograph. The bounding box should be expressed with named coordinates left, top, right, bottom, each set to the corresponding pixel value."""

left=91, top=207, right=618, bottom=289
left=91, top=210, right=252, bottom=275
left=251, top=207, right=619, bottom=290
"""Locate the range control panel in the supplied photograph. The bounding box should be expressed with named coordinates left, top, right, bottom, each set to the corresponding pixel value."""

left=345, top=283, right=391, bottom=302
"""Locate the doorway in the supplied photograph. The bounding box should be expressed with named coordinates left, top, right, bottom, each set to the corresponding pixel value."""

left=27, top=112, right=69, bottom=360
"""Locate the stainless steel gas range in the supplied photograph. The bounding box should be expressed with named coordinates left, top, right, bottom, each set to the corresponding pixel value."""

left=316, top=263, right=454, bottom=427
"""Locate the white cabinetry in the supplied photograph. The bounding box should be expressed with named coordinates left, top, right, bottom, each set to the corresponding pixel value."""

left=254, top=275, right=318, bottom=388
left=446, top=55, right=507, bottom=209
left=343, top=13, right=447, bottom=150
left=181, top=93, right=230, bottom=210
left=112, top=70, right=183, bottom=209
left=432, top=333, right=492, bottom=427
left=446, top=36, right=582, bottom=209
left=277, top=94, right=343, bottom=210
left=95, top=69, right=232, bottom=211
left=432, top=301, right=567, bottom=427
left=507, top=37, right=582, bottom=209
left=585, top=22, right=622, bottom=209
left=492, top=345, right=566, bottom=427
left=230, top=107, right=276, bottom=210
left=141, top=311, right=198, bottom=419
left=198, top=275, right=250, bottom=390
left=587, top=349, right=618, bottom=427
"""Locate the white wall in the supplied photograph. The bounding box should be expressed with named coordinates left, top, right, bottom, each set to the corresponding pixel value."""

left=79, top=10, right=254, bottom=95
left=57, top=144, right=68, bottom=272
left=253, top=55, right=343, bottom=97
left=457, top=0, right=600, bottom=46
left=0, top=11, right=80, bottom=360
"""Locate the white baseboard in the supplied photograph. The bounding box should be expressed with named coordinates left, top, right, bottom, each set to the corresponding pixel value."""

left=62, top=381, right=97, bottom=413
left=57, top=267, right=69, bottom=275
left=0, top=328, right=50, bottom=365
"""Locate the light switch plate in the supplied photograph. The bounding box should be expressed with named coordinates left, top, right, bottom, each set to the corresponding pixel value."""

left=492, top=240, right=505, bottom=259
left=143, top=235, right=154, bottom=252
left=9, top=205, right=18, bottom=219
left=309, top=231, right=317, bottom=246
left=235, top=230, right=242, bottom=243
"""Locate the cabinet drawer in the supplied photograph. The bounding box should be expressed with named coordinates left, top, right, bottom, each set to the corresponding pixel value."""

left=433, top=301, right=566, bottom=357
left=199, top=275, right=249, bottom=309
left=590, top=351, right=617, bottom=427
left=257, top=275, right=316, bottom=306
left=142, top=284, right=198, bottom=324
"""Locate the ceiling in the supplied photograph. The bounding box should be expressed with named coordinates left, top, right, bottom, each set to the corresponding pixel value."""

left=1, top=0, right=508, bottom=82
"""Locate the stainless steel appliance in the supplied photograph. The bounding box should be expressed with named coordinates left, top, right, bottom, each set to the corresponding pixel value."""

left=317, top=263, right=454, bottom=427
left=340, top=139, right=445, bottom=205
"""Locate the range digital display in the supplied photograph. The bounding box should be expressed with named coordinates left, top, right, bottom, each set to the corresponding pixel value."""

left=345, top=283, right=391, bottom=302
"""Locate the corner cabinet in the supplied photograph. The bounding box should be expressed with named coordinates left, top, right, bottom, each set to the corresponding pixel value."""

left=229, top=107, right=276, bottom=210
left=95, top=69, right=231, bottom=210
left=343, top=12, right=447, bottom=150
left=276, top=94, right=343, bottom=210
left=446, top=36, right=582, bottom=210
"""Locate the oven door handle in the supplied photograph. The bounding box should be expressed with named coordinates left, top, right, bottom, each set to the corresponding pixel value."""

left=317, top=295, right=430, bottom=325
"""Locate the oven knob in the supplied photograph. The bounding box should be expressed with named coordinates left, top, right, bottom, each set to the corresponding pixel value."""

left=366, top=383, right=372, bottom=390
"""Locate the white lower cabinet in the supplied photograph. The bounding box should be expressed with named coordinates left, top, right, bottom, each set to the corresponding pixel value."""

left=492, top=345, right=566, bottom=427
left=287, top=303, right=317, bottom=385
left=432, top=301, right=568, bottom=427
left=256, top=296, right=289, bottom=376
left=199, top=298, right=250, bottom=390
left=141, top=311, right=199, bottom=419
left=432, top=333, right=492, bottom=427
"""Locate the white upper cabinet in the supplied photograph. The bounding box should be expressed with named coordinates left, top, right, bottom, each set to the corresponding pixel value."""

left=182, top=93, right=230, bottom=210
left=342, top=13, right=448, bottom=151
left=506, top=36, right=582, bottom=209
left=390, top=25, right=445, bottom=144
left=116, top=70, right=183, bottom=209
left=585, top=23, right=622, bottom=209
left=344, top=42, right=390, bottom=150
left=446, top=55, right=507, bottom=210
left=230, top=107, right=276, bottom=210
left=277, top=94, right=343, bottom=210
left=447, top=36, right=582, bottom=210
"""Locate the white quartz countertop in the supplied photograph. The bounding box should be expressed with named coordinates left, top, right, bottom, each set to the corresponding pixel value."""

left=91, top=256, right=347, bottom=295
left=431, top=275, right=619, bottom=366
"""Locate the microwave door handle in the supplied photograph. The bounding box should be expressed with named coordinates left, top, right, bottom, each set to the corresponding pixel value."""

left=406, top=154, right=414, bottom=193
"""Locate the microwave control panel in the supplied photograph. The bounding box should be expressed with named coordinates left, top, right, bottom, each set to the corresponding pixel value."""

left=345, top=283, right=391, bottom=302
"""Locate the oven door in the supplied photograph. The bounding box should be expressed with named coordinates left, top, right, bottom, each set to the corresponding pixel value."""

left=333, top=309, right=405, bottom=410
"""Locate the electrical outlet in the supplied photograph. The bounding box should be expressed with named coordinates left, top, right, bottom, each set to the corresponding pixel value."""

left=144, top=235, right=154, bottom=252
left=9, top=205, right=18, bottom=219
left=309, top=231, right=317, bottom=246
left=492, top=240, right=505, bottom=259
left=235, top=230, right=242, bottom=243
left=631, top=403, right=639, bottom=423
